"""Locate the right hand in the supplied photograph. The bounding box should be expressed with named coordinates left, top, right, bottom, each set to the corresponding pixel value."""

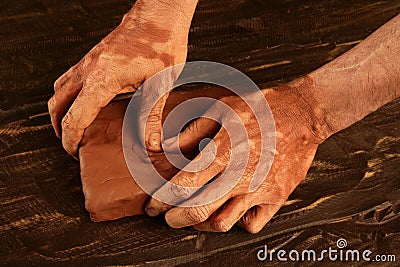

left=48, top=0, right=196, bottom=157
left=145, top=77, right=327, bottom=233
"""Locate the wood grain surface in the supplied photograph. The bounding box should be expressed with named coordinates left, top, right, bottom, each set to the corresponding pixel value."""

left=1, top=0, right=399, bottom=266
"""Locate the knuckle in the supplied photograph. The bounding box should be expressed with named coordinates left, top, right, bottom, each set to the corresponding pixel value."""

left=179, top=174, right=195, bottom=188
left=54, top=66, right=76, bottom=91
left=54, top=72, right=69, bottom=89
left=61, top=112, right=74, bottom=130
left=213, top=218, right=231, bottom=232
left=169, top=176, right=194, bottom=200
left=186, top=206, right=209, bottom=224
left=146, top=113, right=162, bottom=125
left=169, top=184, right=190, bottom=200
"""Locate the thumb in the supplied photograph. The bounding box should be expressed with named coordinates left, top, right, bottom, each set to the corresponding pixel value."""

left=145, top=93, right=169, bottom=152
left=163, top=117, right=220, bottom=154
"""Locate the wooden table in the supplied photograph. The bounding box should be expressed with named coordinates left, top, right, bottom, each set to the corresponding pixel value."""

left=1, top=0, right=399, bottom=266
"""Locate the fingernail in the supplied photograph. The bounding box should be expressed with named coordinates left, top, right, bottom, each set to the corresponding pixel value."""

left=149, top=133, right=161, bottom=149
left=146, top=207, right=160, bottom=217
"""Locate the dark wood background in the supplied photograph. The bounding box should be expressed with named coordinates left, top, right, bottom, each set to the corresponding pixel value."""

left=1, top=0, right=399, bottom=266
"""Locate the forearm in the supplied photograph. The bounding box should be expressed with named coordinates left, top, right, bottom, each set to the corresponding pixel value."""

left=303, top=14, right=400, bottom=139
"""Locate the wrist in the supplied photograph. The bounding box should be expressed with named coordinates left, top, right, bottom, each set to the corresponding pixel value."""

left=289, top=75, right=335, bottom=141
left=262, top=76, right=333, bottom=144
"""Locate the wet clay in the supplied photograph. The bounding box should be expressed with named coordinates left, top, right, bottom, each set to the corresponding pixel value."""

left=79, top=88, right=232, bottom=221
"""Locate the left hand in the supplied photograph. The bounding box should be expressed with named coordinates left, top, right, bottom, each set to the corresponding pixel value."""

left=48, top=0, right=196, bottom=156
left=145, top=77, right=328, bottom=233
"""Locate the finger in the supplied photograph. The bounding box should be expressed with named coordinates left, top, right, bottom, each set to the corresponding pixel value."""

left=49, top=67, right=83, bottom=138
left=145, top=92, right=169, bottom=152
left=236, top=172, right=289, bottom=234
left=164, top=180, right=234, bottom=229
left=54, top=63, right=82, bottom=91
left=163, top=116, right=220, bottom=154
left=193, top=194, right=254, bottom=232
left=61, top=70, right=120, bottom=157
left=238, top=203, right=282, bottom=234
left=54, top=67, right=74, bottom=91
left=145, top=155, right=224, bottom=216
left=145, top=128, right=229, bottom=216
left=138, top=65, right=180, bottom=153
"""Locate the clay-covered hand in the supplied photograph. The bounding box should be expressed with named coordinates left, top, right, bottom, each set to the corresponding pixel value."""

left=145, top=77, right=328, bottom=233
left=48, top=0, right=197, bottom=157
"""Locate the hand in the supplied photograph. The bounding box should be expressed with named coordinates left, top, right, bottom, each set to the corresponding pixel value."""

left=48, top=0, right=197, bottom=157
left=145, top=76, right=328, bottom=233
